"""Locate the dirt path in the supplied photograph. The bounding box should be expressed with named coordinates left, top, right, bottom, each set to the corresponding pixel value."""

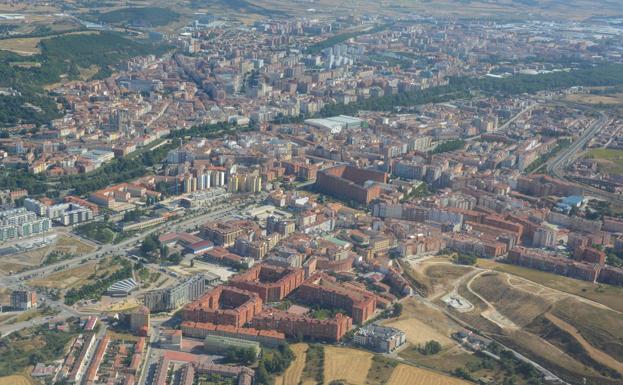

left=545, top=313, right=623, bottom=373
left=422, top=261, right=478, bottom=301
left=274, top=343, right=308, bottom=385
left=466, top=271, right=520, bottom=330
left=499, top=270, right=622, bottom=315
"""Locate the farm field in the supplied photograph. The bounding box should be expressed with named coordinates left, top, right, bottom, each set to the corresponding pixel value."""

left=277, top=342, right=471, bottom=385
left=0, top=375, right=33, bottom=385
left=323, top=346, right=372, bottom=385
left=274, top=344, right=308, bottom=385
left=387, top=364, right=471, bottom=385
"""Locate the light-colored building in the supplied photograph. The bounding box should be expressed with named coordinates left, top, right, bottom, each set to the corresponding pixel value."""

left=353, top=324, right=406, bottom=353
left=0, top=208, right=51, bottom=241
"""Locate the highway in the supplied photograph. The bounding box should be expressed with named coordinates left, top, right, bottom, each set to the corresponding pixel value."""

left=546, top=112, right=608, bottom=178
left=544, top=110, right=623, bottom=203
left=0, top=196, right=262, bottom=337
left=0, top=196, right=258, bottom=287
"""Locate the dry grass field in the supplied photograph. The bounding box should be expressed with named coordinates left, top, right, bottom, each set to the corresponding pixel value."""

left=477, top=259, right=623, bottom=312
left=0, top=37, right=42, bottom=55
left=386, top=364, right=471, bottom=385
left=29, top=257, right=121, bottom=290
left=401, top=256, right=474, bottom=297
left=0, top=375, right=33, bottom=385
left=552, top=298, right=623, bottom=363
left=451, top=266, right=623, bottom=384
left=564, top=93, right=623, bottom=105
left=545, top=313, right=623, bottom=374
left=0, top=235, right=96, bottom=276
left=381, top=298, right=455, bottom=347
left=55, top=235, right=96, bottom=255
left=422, top=263, right=474, bottom=298
left=274, top=344, right=308, bottom=385
left=29, top=263, right=95, bottom=289
left=366, top=356, right=399, bottom=385
left=399, top=347, right=481, bottom=375
left=469, top=272, right=551, bottom=327
left=502, top=329, right=601, bottom=379
left=324, top=346, right=373, bottom=385
left=0, top=30, right=98, bottom=55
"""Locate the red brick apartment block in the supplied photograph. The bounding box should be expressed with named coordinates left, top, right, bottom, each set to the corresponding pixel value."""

left=316, top=165, right=387, bottom=205
left=228, top=264, right=305, bottom=302
left=250, top=309, right=352, bottom=342
left=294, top=273, right=376, bottom=324
left=182, top=286, right=263, bottom=328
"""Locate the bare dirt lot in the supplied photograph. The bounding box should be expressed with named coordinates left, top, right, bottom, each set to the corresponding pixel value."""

left=29, top=257, right=120, bottom=290
left=0, top=234, right=96, bottom=276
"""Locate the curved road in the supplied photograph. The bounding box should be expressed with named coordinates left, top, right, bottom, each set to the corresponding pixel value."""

left=544, top=110, right=623, bottom=202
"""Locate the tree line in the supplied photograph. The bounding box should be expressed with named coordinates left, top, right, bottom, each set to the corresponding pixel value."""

left=0, top=32, right=172, bottom=126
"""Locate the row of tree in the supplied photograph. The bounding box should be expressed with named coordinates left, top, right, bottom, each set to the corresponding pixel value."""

left=64, top=260, right=133, bottom=305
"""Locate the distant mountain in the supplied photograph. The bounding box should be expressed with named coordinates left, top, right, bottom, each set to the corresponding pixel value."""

left=190, top=0, right=288, bottom=17
left=387, top=0, right=623, bottom=19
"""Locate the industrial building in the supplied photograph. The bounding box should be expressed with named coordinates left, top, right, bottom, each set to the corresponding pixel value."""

left=186, top=240, right=215, bottom=254
left=304, top=115, right=366, bottom=134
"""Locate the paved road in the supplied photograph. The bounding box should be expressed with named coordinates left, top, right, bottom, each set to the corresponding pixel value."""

left=466, top=103, right=536, bottom=142
left=0, top=295, right=78, bottom=337
left=0, top=196, right=261, bottom=336
left=547, top=112, right=608, bottom=177
left=544, top=110, right=623, bottom=203
left=0, top=199, right=253, bottom=287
